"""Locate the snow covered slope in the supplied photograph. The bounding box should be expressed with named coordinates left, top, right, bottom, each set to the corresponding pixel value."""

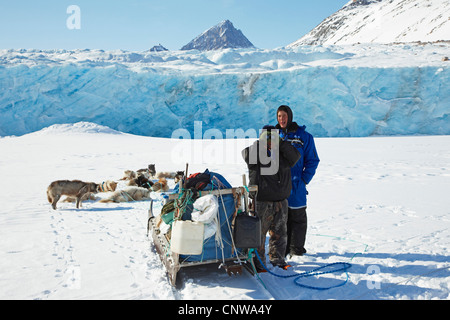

left=0, top=123, right=448, bottom=300
left=289, top=0, right=450, bottom=46
left=0, top=45, right=449, bottom=138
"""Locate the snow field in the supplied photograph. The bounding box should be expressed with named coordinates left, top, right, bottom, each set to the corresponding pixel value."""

left=0, top=124, right=448, bottom=300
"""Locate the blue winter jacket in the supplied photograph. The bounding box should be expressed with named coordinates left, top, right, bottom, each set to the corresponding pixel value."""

left=276, top=110, right=319, bottom=208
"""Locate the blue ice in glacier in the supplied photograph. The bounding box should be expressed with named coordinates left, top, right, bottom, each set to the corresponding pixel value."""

left=0, top=46, right=448, bottom=137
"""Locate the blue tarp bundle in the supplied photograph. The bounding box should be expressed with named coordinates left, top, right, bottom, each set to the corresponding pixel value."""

left=177, top=171, right=242, bottom=263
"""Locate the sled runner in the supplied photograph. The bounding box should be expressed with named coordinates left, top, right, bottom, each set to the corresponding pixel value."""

left=147, top=169, right=258, bottom=286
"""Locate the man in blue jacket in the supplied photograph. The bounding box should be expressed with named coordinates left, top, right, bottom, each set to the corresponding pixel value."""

left=275, top=105, right=320, bottom=257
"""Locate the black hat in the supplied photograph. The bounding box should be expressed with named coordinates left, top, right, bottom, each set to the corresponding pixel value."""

left=277, top=105, right=293, bottom=129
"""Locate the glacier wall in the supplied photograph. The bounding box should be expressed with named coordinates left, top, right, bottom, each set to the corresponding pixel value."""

left=0, top=63, right=449, bottom=137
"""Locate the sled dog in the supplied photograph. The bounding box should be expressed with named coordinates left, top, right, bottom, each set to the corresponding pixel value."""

left=47, top=180, right=100, bottom=209
left=138, top=164, right=156, bottom=179
left=127, top=175, right=154, bottom=189
left=152, top=178, right=170, bottom=192
left=147, top=164, right=156, bottom=179
left=156, top=170, right=185, bottom=183
left=99, top=186, right=151, bottom=203
left=62, top=193, right=99, bottom=203
left=120, top=164, right=156, bottom=181
left=99, top=180, right=118, bottom=192
left=120, top=170, right=137, bottom=181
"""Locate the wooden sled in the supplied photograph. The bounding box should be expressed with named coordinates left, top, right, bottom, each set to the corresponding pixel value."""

left=147, top=179, right=257, bottom=287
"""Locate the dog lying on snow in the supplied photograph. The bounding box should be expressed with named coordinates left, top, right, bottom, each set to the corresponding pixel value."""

left=127, top=175, right=154, bottom=189
left=99, top=186, right=152, bottom=203
left=151, top=178, right=169, bottom=192
left=47, top=180, right=100, bottom=209
left=157, top=170, right=185, bottom=184
left=62, top=193, right=99, bottom=204
left=120, top=164, right=156, bottom=181
left=101, top=178, right=168, bottom=202
left=62, top=179, right=117, bottom=203
left=99, top=180, right=118, bottom=192
left=120, top=164, right=184, bottom=190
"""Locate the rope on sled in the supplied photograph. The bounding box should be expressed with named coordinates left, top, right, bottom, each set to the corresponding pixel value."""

left=251, top=249, right=352, bottom=290
left=213, top=176, right=245, bottom=267
left=173, top=188, right=195, bottom=220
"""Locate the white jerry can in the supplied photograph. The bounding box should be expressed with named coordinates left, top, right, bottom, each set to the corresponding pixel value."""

left=171, top=220, right=205, bottom=255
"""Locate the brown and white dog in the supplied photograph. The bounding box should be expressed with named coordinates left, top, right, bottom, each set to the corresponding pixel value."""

left=98, top=180, right=118, bottom=192
left=156, top=170, right=185, bottom=183
left=120, top=170, right=138, bottom=181
left=151, top=178, right=170, bottom=192
left=120, top=164, right=157, bottom=181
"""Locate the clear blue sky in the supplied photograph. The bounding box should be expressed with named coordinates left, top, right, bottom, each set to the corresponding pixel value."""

left=0, top=0, right=349, bottom=51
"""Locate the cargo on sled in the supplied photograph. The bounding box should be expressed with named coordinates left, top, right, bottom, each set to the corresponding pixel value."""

left=147, top=168, right=261, bottom=286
